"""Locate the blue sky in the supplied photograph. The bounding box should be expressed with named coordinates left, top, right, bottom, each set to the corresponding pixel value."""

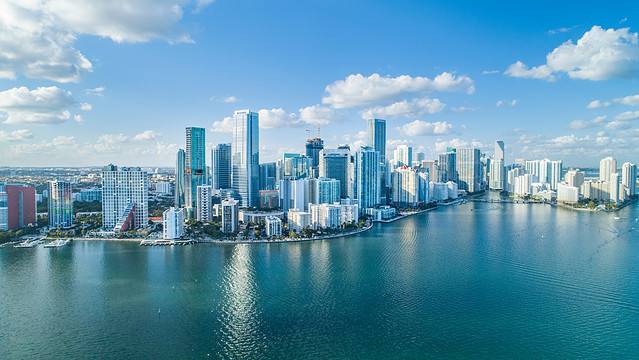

left=1, top=0, right=639, bottom=167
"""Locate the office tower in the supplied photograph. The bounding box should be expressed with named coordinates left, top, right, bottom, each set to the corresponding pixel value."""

left=393, top=145, right=413, bottom=167
left=495, top=140, right=505, bottom=162
left=309, top=177, right=340, bottom=204
left=0, top=183, right=6, bottom=230
left=599, top=156, right=617, bottom=182
left=305, top=137, right=324, bottom=177
left=489, top=159, right=505, bottom=190
left=622, top=162, right=637, bottom=197
left=367, top=118, right=386, bottom=160
left=48, top=180, right=73, bottom=228
left=438, top=152, right=456, bottom=182
left=211, top=143, right=231, bottom=190
left=231, top=110, right=260, bottom=208
left=319, top=147, right=350, bottom=198
left=184, top=127, right=206, bottom=214
left=102, top=165, right=149, bottom=231
left=265, top=216, right=282, bottom=237
left=565, top=170, right=585, bottom=188
left=259, top=162, right=277, bottom=190
left=221, top=198, right=239, bottom=233
left=162, top=207, right=185, bottom=239
left=2, top=184, right=36, bottom=230
left=610, top=172, right=622, bottom=204
left=281, top=153, right=311, bottom=179
left=175, top=149, right=186, bottom=207
left=279, top=178, right=310, bottom=212
left=355, top=146, right=381, bottom=210
left=259, top=190, right=280, bottom=209
left=456, top=148, right=481, bottom=193
left=196, top=185, right=213, bottom=222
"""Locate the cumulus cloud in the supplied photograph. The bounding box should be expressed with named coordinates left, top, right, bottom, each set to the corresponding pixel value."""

left=361, top=97, right=445, bottom=119
left=52, top=135, right=75, bottom=146
left=0, top=129, right=33, bottom=142
left=133, top=130, right=160, bottom=141
left=298, top=104, right=334, bottom=126
left=85, top=86, right=105, bottom=96
left=569, top=115, right=606, bottom=129
left=322, top=72, right=474, bottom=108
left=258, top=108, right=297, bottom=129
left=496, top=99, right=518, bottom=108
left=586, top=99, right=611, bottom=109
left=80, top=102, right=92, bottom=111
left=0, top=86, right=85, bottom=124
left=614, top=94, right=639, bottom=106
left=434, top=138, right=485, bottom=154
left=0, top=1, right=209, bottom=82
left=399, top=120, right=453, bottom=137
left=506, top=26, right=639, bottom=81
left=210, top=116, right=234, bottom=133
left=223, top=96, right=238, bottom=104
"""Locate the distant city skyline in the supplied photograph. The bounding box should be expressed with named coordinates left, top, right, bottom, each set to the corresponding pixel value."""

left=1, top=1, right=639, bottom=167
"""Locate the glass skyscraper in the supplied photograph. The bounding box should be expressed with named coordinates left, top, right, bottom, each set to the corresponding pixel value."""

left=456, top=148, right=481, bottom=193
left=231, top=110, right=259, bottom=208
left=185, top=127, right=206, bottom=213
left=319, top=147, right=350, bottom=198
left=175, top=148, right=185, bottom=207
left=438, top=151, right=457, bottom=182
left=305, top=137, right=324, bottom=177
left=355, top=146, right=381, bottom=210
left=211, top=143, right=231, bottom=189
left=48, top=180, right=73, bottom=228
left=367, top=118, right=386, bottom=160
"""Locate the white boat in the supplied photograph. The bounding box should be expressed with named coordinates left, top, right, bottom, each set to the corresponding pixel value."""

left=43, top=239, right=70, bottom=248
left=14, top=238, right=43, bottom=248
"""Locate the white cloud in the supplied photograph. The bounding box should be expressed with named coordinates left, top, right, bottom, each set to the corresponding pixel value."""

left=322, top=72, right=474, bottom=108
left=223, top=96, right=238, bottom=104
left=569, top=115, right=606, bottom=129
left=0, top=86, right=82, bottom=124
left=361, top=97, right=445, bottom=119
left=547, top=26, right=578, bottom=35
left=614, top=94, right=639, bottom=106
left=615, top=110, right=639, bottom=121
left=0, top=1, right=208, bottom=83
left=434, top=138, right=485, bottom=153
left=133, top=130, right=160, bottom=141
left=399, top=120, right=453, bottom=137
left=85, top=86, right=105, bottom=96
left=52, top=135, right=75, bottom=146
left=258, top=108, right=297, bottom=129
left=451, top=106, right=478, bottom=112
left=496, top=99, right=518, bottom=108
left=80, top=102, right=92, bottom=111
left=210, top=116, right=234, bottom=133
left=586, top=99, right=611, bottom=109
left=506, top=26, right=639, bottom=81
left=298, top=104, right=334, bottom=126
left=481, top=70, right=500, bottom=75
left=0, top=129, right=33, bottom=142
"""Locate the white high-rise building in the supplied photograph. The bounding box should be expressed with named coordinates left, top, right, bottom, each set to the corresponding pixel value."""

left=310, top=203, right=341, bottom=229
left=622, top=162, right=637, bottom=197
left=610, top=172, right=623, bottom=204
left=0, top=183, right=7, bottom=231
left=287, top=209, right=311, bottom=232
left=391, top=166, right=429, bottom=207
left=231, top=110, right=259, bottom=207
left=48, top=180, right=73, bottom=228
left=340, top=204, right=359, bottom=225
left=565, top=170, right=585, bottom=188
left=393, top=145, right=413, bottom=167
left=221, top=198, right=239, bottom=233
left=163, top=207, right=185, bottom=239
left=495, top=140, right=505, bottom=162
left=599, top=157, right=617, bottom=183
left=102, top=165, right=149, bottom=231
left=514, top=174, right=533, bottom=196
left=525, top=160, right=541, bottom=182
left=265, top=216, right=282, bottom=237
left=196, top=185, right=213, bottom=222
left=489, top=159, right=505, bottom=190
left=456, top=148, right=481, bottom=193
left=279, top=178, right=310, bottom=212
left=547, top=160, right=563, bottom=190
left=557, top=183, right=579, bottom=204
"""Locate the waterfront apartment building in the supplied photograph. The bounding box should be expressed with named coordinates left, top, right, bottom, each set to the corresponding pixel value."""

left=354, top=146, right=381, bottom=210
left=287, top=209, right=311, bottom=232
left=0, top=184, right=6, bottom=231
left=391, top=166, right=429, bottom=207
left=265, top=216, right=282, bottom=237
left=211, top=143, right=231, bottom=189
left=599, top=157, right=617, bottom=183
left=565, top=169, right=585, bottom=189
left=557, top=183, right=579, bottom=204
left=0, top=184, right=36, bottom=230
left=196, top=185, right=213, bottom=222
left=221, top=198, right=239, bottom=233
left=279, top=178, right=310, bottom=212
left=231, top=110, right=260, bottom=208
left=162, top=207, right=185, bottom=239
left=456, top=148, right=481, bottom=193
left=438, top=151, right=457, bottom=183
left=309, top=203, right=341, bottom=229
left=309, top=177, right=340, bottom=205
left=367, top=118, right=386, bottom=160
left=175, top=148, right=186, bottom=208
left=622, top=162, right=637, bottom=197
left=185, top=127, right=207, bottom=215
left=102, top=165, right=149, bottom=231
left=48, top=180, right=73, bottom=228
left=319, top=147, right=350, bottom=198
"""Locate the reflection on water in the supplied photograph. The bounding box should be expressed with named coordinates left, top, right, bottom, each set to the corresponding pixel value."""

left=1, top=201, right=639, bottom=359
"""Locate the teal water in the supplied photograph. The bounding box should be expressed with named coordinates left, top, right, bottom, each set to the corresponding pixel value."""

left=2, top=201, right=639, bottom=359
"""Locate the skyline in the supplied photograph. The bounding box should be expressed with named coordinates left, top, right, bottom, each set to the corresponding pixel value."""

left=2, top=1, right=639, bottom=167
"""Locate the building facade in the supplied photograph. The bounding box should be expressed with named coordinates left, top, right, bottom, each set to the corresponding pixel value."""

left=456, top=148, right=481, bottom=193
left=211, top=143, right=231, bottom=190
left=231, top=110, right=260, bottom=207
left=185, top=127, right=206, bottom=214
left=48, top=180, right=73, bottom=228
left=162, top=207, right=185, bottom=239
left=102, top=165, right=149, bottom=231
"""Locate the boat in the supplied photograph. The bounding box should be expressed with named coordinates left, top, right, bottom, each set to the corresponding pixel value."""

left=14, top=237, right=43, bottom=248
left=614, top=216, right=621, bottom=220
left=43, top=239, right=70, bottom=248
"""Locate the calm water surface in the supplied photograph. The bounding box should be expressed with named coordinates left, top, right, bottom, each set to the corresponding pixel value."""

left=2, top=201, right=639, bottom=359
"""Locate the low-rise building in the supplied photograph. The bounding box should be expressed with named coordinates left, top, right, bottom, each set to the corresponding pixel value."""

left=557, top=183, right=579, bottom=204
left=287, top=209, right=311, bottom=232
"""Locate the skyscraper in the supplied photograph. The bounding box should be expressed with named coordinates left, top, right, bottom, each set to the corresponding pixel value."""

left=622, top=162, right=637, bottom=197
left=309, top=177, right=340, bottom=204
left=438, top=151, right=457, bottom=182
left=0, top=183, right=6, bottom=231
left=456, top=148, right=481, bottom=193
left=599, top=156, right=617, bottom=183
left=319, top=147, right=350, bottom=198
left=495, top=140, right=505, bottom=162
left=163, top=207, right=185, bottom=240
left=175, top=148, right=185, bottom=208
left=211, top=143, right=231, bottom=190
left=2, top=184, right=36, bottom=230
left=185, top=127, right=206, bottom=214
left=367, top=118, right=386, bottom=160
left=355, top=146, right=381, bottom=210
left=48, top=180, right=73, bottom=228
left=196, top=185, right=213, bottom=222
left=259, top=162, right=277, bottom=190
left=393, top=145, right=413, bottom=167
left=221, top=198, right=239, bottom=233
left=305, top=137, right=324, bottom=177
left=102, top=165, right=149, bottom=231
left=231, top=110, right=259, bottom=207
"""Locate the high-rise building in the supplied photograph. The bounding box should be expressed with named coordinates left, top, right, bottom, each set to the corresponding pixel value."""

left=438, top=152, right=456, bottom=182
left=548, top=160, right=563, bottom=190
left=565, top=170, right=585, bottom=188
left=102, top=165, right=149, bottom=231
left=309, top=177, right=340, bottom=204
left=259, top=162, right=277, bottom=190
left=163, top=207, right=184, bottom=239
left=367, top=118, right=386, bottom=160
left=279, top=178, right=310, bottom=212
left=622, top=162, right=637, bottom=197
left=355, top=146, right=381, bottom=210
left=391, top=166, right=428, bottom=207
left=393, top=145, right=413, bottom=167
left=281, top=153, right=311, bottom=179
left=310, top=203, right=341, bottom=229
left=0, top=183, right=7, bottom=231
left=610, top=172, right=622, bottom=204
left=456, top=148, right=481, bottom=193
left=495, top=140, right=505, bottom=162
left=421, top=160, right=438, bottom=182
left=3, top=184, right=36, bottom=230
left=489, top=159, right=505, bottom=190
left=185, top=127, right=206, bottom=214
left=231, top=110, right=259, bottom=208
left=221, top=198, right=239, bottom=233
left=599, top=156, right=617, bottom=183
left=175, top=148, right=186, bottom=208
left=48, top=180, right=73, bottom=228
left=287, top=209, right=311, bottom=232
left=196, top=185, right=213, bottom=222
left=211, top=143, right=231, bottom=190
left=305, top=137, right=324, bottom=177
left=319, top=147, right=350, bottom=198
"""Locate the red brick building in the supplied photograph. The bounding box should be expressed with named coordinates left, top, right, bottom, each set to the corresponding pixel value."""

left=6, top=185, right=36, bottom=230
